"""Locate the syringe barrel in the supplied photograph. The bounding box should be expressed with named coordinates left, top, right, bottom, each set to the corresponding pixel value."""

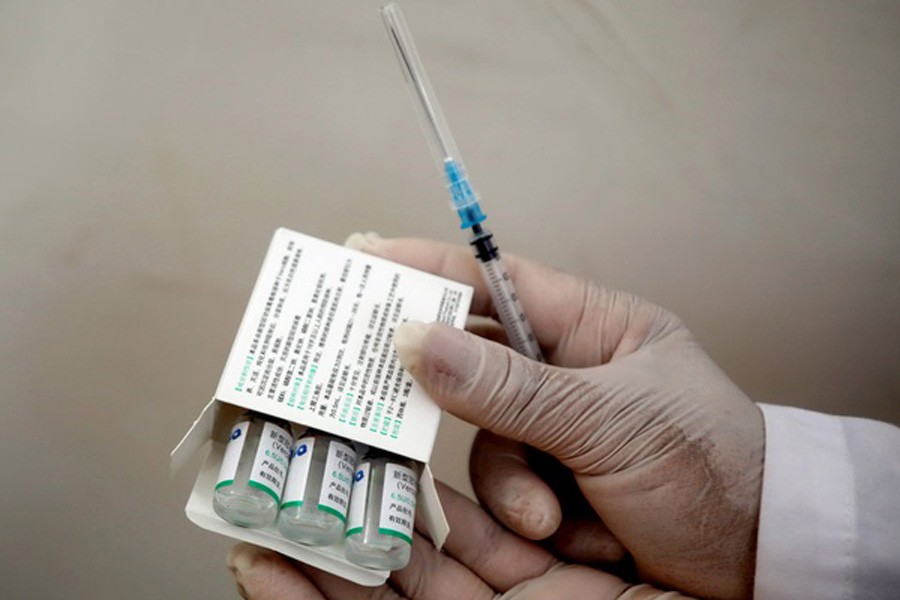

left=477, top=256, right=544, bottom=362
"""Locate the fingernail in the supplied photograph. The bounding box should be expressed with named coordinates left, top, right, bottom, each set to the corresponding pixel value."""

left=226, top=543, right=261, bottom=599
left=227, top=543, right=253, bottom=578
left=344, top=231, right=382, bottom=251
left=393, top=320, right=430, bottom=374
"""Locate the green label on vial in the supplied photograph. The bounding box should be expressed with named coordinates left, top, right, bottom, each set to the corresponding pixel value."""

left=378, top=463, right=416, bottom=545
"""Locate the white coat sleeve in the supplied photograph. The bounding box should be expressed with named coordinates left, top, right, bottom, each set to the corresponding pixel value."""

left=754, top=403, right=900, bottom=600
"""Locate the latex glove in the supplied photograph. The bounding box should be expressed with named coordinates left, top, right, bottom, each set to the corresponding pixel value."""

left=227, top=481, right=692, bottom=599
left=349, top=233, right=765, bottom=600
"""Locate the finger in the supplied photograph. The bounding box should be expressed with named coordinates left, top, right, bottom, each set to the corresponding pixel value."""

left=501, top=565, right=689, bottom=600
left=349, top=233, right=687, bottom=367
left=227, top=543, right=326, bottom=600
left=469, top=430, right=561, bottom=540
left=525, top=449, right=628, bottom=564
left=346, top=233, right=644, bottom=367
left=470, top=432, right=628, bottom=563
left=294, top=487, right=500, bottom=600
left=389, top=531, right=496, bottom=600
left=434, top=480, right=559, bottom=592
left=295, top=562, right=404, bottom=600
left=346, top=233, right=485, bottom=313
left=393, top=321, right=609, bottom=473
left=546, top=517, right=628, bottom=565
left=294, top=522, right=496, bottom=600
left=499, top=563, right=631, bottom=600
left=616, top=584, right=695, bottom=599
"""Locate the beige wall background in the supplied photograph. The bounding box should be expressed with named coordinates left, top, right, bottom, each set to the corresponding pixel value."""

left=1, top=1, right=898, bottom=597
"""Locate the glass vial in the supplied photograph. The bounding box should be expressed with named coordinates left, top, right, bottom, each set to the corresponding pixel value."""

left=344, top=451, right=419, bottom=571
left=278, top=430, right=358, bottom=546
left=213, top=412, right=292, bottom=528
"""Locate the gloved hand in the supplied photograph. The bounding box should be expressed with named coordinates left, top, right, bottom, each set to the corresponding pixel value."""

left=228, top=481, right=693, bottom=599
left=354, top=233, right=764, bottom=600
left=225, top=233, right=764, bottom=600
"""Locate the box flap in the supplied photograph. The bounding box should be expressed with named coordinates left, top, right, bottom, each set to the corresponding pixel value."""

left=418, top=464, right=449, bottom=549
left=170, top=399, right=247, bottom=473
left=169, top=399, right=218, bottom=474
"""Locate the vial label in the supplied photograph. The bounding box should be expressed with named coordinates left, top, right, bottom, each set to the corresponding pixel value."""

left=215, top=420, right=249, bottom=489
left=345, top=461, right=370, bottom=537
left=280, top=436, right=315, bottom=509
left=248, top=421, right=292, bottom=503
left=378, top=463, right=417, bottom=545
left=317, top=440, right=356, bottom=522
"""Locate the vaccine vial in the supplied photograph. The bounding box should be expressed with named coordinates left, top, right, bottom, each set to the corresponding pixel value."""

left=278, top=430, right=358, bottom=546
left=213, top=412, right=292, bottom=528
left=344, top=451, right=419, bottom=571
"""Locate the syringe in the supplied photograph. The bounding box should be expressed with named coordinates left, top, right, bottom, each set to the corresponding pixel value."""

left=381, top=3, right=543, bottom=363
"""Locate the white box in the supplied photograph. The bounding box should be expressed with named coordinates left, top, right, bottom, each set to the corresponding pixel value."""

left=171, top=228, right=473, bottom=586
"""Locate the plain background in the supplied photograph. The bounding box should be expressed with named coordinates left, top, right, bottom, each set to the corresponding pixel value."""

left=1, top=1, right=898, bottom=597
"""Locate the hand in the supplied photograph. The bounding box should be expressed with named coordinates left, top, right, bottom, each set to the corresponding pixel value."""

left=227, top=481, right=692, bottom=599
left=350, top=233, right=765, bottom=600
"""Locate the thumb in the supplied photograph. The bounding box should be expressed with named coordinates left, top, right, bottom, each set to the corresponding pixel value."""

left=394, top=320, right=599, bottom=466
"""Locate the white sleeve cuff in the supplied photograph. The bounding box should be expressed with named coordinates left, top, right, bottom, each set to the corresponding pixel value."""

left=755, top=403, right=900, bottom=600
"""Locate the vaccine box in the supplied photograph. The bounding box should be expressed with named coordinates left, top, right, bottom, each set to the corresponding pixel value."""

left=170, top=228, right=473, bottom=586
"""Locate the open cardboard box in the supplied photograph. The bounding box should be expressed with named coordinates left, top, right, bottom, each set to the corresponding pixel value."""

left=170, top=229, right=473, bottom=586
